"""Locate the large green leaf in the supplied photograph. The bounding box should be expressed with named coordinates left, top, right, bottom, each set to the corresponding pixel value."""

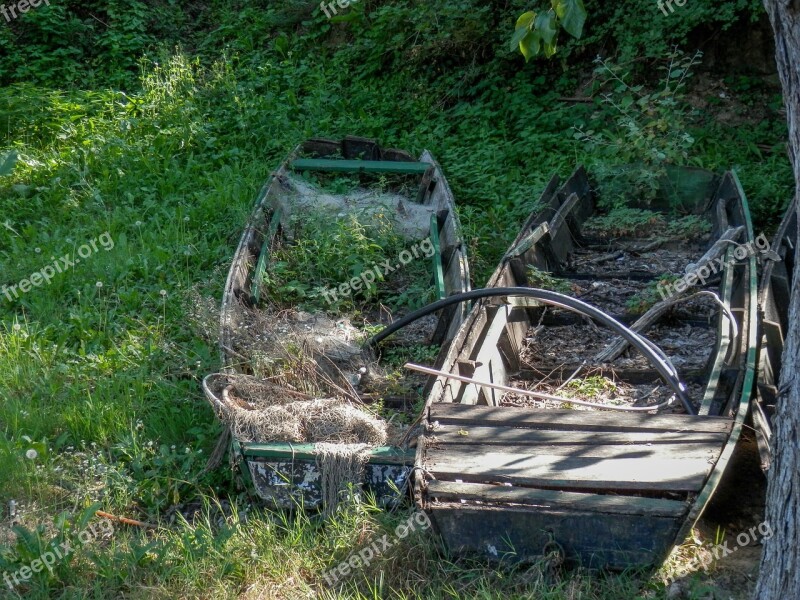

left=0, top=150, right=18, bottom=176
left=543, top=36, right=558, bottom=58
left=535, top=11, right=558, bottom=46
left=552, top=0, right=587, bottom=39
left=510, top=11, right=536, bottom=52
left=520, top=30, right=542, bottom=62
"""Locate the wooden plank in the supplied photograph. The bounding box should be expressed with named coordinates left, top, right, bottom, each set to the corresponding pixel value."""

left=461, top=305, right=513, bottom=405
left=291, top=158, right=431, bottom=174
left=699, top=244, right=735, bottom=415
left=504, top=222, right=550, bottom=259
left=426, top=480, right=688, bottom=517
left=545, top=192, right=581, bottom=267
left=428, top=403, right=734, bottom=434
left=430, top=504, right=680, bottom=569
left=429, top=441, right=722, bottom=462
left=431, top=426, right=728, bottom=447
left=425, top=447, right=715, bottom=492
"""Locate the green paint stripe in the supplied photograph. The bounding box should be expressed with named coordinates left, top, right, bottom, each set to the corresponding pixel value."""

left=291, top=158, right=432, bottom=174
left=251, top=209, right=282, bottom=305
left=699, top=245, right=735, bottom=416
left=231, top=437, right=255, bottom=489
left=240, top=442, right=414, bottom=464
left=431, top=214, right=446, bottom=300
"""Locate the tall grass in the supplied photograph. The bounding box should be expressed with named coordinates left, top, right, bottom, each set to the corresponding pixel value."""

left=0, top=2, right=788, bottom=596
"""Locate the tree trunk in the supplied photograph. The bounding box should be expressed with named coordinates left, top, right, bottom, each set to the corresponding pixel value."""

left=756, top=1, right=800, bottom=598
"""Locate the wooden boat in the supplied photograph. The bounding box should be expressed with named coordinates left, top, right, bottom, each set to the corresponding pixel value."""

left=204, top=136, right=470, bottom=509
left=412, top=166, right=758, bottom=569
left=753, top=198, right=796, bottom=470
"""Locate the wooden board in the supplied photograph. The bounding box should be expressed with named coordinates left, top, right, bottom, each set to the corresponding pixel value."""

left=428, top=403, right=734, bottom=434
left=460, top=305, right=514, bottom=405
left=430, top=425, right=728, bottom=447
left=424, top=444, right=718, bottom=492
left=426, top=480, right=688, bottom=517
left=430, top=504, right=681, bottom=569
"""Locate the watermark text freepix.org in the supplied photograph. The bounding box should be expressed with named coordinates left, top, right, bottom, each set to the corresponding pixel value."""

left=2, top=231, right=115, bottom=302
left=319, top=237, right=435, bottom=305
left=320, top=0, right=357, bottom=19
left=1, top=0, right=50, bottom=24
left=667, top=520, right=772, bottom=585
left=657, top=232, right=770, bottom=302
left=3, top=518, right=114, bottom=590
left=322, top=511, right=431, bottom=585
left=657, top=0, right=689, bottom=16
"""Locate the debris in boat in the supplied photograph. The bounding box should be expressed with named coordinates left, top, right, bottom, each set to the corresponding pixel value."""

left=210, top=375, right=391, bottom=515
left=275, top=174, right=437, bottom=241
left=221, top=394, right=387, bottom=446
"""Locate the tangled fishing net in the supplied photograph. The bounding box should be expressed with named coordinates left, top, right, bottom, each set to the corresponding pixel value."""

left=212, top=374, right=388, bottom=515
left=224, top=396, right=387, bottom=447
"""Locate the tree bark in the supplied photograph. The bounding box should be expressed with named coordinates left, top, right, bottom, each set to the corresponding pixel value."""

left=756, top=1, right=800, bottom=598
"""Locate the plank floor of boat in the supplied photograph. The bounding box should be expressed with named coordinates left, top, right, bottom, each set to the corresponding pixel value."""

left=423, top=403, right=733, bottom=506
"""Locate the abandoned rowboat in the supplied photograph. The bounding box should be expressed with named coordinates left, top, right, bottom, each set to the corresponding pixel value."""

left=752, top=197, right=796, bottom=471
left=203, top=136, right=470, bottom=509
left=410, top=165, right=758, bottom=569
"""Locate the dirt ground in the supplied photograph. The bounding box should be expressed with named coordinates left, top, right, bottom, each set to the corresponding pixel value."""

left=662, top=431, right=767, bottom=599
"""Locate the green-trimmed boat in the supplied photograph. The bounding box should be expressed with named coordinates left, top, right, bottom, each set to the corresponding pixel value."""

left=752, top=197, right=796, bottom=471
left=204, top=136, right=470, bottom=509
left=413, top=166, right=758, bottom=569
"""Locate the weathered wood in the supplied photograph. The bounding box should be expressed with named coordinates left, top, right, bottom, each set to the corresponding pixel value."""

left=547, top=193, right=579, bottom=266
left=594, top=284, right=734, bottom=364
left=426, top=481, right=688, bottom=517
left=459, top=305, right=513, bottom=405
left=428, top=403, right=734, bottom=434
left=699, top=247, right=736, bottom=415
left=430, top=441, right=723, bottom=461
left=430, top=504, right=681, bottom=569
left=425, top=445, right=716, bottom=491
left=683, top=225, right=744, bottom=273
left=430, top=426, right=728, bottom=447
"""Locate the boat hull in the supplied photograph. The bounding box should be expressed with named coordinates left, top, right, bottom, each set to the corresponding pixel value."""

left=753, top=198, right=797, bottom=470
left=212, top=136, right=471, bottom=508
left=415, top=166, right=757, bottom=569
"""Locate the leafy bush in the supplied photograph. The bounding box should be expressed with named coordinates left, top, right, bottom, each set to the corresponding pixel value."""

left=574, top=49, right=703, bottom=208
left=262, top=209, right=411, bottom=311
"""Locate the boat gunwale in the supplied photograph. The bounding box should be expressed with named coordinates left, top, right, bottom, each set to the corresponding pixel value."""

left=413, top=165, right=759, bottom=569
left=213, top=137, right=472, bottom=478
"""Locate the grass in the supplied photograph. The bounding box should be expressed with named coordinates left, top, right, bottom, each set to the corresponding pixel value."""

left=0, top=1, right=791, bottom=597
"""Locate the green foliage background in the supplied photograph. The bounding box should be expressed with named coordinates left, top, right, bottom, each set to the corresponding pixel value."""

left=0, top=0, right=792, bottom=597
